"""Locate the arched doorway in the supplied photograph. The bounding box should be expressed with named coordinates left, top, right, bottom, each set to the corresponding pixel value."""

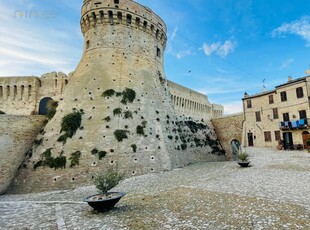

left=302, top=131, right=310, bottom=149
left=38, top=97, right=53, bottom=115
left=230, top=139, right=240, bottom=161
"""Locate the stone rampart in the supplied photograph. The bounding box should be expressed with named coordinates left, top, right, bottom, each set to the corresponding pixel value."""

left=0, top=115, right=45, bottom=194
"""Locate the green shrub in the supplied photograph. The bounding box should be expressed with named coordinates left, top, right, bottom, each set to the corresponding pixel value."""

left=34, top=148, right=66, bottom=170
left=131, top=144, right=137, bottom=153
left=114, top=129, right=129, bottom=142
left=69, top=151, right=81, bottom=167
left=124, top=111, right=133, bottom=119
left=92, top=167, right=124, bottom=195
left=98, top=151, right=107, bottom=160
left=102, top=89, right=115, bottom=97
left=168, top=135, right=173, bottom=140
left=113, top=108, right=122, bottom=116
left=136, top=125, right=144, bottom=135
left=121, top=88, right=136, bottom=104
left=57, top=134, right=70, bottom=144
left=57, top=111, right=83, bottom=144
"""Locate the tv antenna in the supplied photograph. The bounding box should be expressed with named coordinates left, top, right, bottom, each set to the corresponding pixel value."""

left=262, top=79, right=266, bottom=92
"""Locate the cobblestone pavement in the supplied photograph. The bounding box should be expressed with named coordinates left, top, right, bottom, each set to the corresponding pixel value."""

left=1, top=147, right=310, bottom=229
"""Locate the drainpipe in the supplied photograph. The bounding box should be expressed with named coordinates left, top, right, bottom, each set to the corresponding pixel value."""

left=242, top=98, right=246, bottom=146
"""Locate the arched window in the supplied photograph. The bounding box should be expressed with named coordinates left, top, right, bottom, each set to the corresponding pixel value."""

left=28, top=85, right=32, bottom=99
left=99, top=11, right=104, bottom=23
left=92, top=12, right=97, bottom=24
left=21, top=85, right=24, bottom=100
left=6, top=85, right=10, bottom=98
left=13, top=85, right=17, bottom=100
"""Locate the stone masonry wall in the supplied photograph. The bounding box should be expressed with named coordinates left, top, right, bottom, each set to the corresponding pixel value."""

left=212, top=113, right=243, bottom=160
left=0, top=115, right=45, bottom=194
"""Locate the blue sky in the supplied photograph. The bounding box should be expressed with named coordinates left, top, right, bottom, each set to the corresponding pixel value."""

left=0, top=0, right=310, bottom=114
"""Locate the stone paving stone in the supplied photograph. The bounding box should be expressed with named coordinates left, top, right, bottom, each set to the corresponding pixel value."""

left=1, top=147, right=310, bottom=229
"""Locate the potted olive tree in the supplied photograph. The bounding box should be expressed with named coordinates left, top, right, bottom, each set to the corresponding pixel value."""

left=237, top=147, right=250, bottom=167
left=84, top=167, right=125, bottom=212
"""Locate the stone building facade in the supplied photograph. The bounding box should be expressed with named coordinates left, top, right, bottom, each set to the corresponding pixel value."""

left=0, top=0, right=224, bottom=194
left=243, top=75, right=310, bottom=149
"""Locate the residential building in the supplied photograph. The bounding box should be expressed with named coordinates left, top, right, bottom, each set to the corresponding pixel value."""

left=242, top=75, right=310, bottom=149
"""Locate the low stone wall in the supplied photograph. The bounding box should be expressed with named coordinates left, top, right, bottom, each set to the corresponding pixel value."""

left=0, top=115, right=45, bottom=194
left=212, top=113, right=243, bottom=160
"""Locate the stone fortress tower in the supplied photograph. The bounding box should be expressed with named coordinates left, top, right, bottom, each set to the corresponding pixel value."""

left=4, top=0, right=225, bottom=193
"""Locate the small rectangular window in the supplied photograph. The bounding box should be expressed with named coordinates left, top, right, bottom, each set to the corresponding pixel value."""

left=274, top=130, right=281, bottom=141
left=264, top=131, right=272, bottom=142
left=255, top=111, right=261, bottom=122
left=296, top=87, right=304, bottom=98
left=299, top=110, right=307, bottom=119
left=156, top=47, right=161, bottom=57
left=114, top=0, right=119, bottom=4
left=126, top=14, right=132, bottom=24
left=117, top=12, right=122, bottom=23
left=273, top=108, right=279, bottom=119
left=108, top=11, right=113, bottom=23
left=269, top=95, right=274, bottom=104
left=280, top=91, right=287, bottom=102
left=247, top=100, right=252, bottom=108
left=283, top=113, right=290, bottom=122
left=0, top=86, right=3, bottom=98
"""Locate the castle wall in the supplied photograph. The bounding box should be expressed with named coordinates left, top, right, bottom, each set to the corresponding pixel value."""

left=168, top=81, right=224, bottom=123
left=212, top=113, right=243, bottom=160
left=0, top=77, right=40, bottom=115
left=0, top=72, right=69, bottom=115
left=0, top=115, right=45, bottom=194
left=2, top=0, right=225, bottom=194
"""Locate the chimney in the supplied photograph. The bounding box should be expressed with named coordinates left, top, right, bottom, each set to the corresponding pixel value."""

left=288, top=76, right=292, bottom=82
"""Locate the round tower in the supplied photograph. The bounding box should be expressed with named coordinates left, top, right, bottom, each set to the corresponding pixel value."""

left=11, top=0, right=224, bottom=193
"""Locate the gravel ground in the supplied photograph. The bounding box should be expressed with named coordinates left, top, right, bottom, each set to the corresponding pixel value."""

left=1, top=147, right=310, bottom=229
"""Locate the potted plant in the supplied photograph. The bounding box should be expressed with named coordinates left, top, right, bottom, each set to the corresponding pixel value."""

left=84, top=167, right=125, bottom=212
left=237, top=147, right=250, bottom=167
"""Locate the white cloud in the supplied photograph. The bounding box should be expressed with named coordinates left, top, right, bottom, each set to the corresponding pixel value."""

left=222, top=101, right=243, bottom=115
left=171, top=27, right=178, bottom=41
left=0, top=2, right=82, bottom=76
left=281, top=58, right=294, bottom=70
left=176, top=49, right=193, bottom=59
left=272, top=16, right=310, bottom=46
left=202, top=40, right=237, bottom=58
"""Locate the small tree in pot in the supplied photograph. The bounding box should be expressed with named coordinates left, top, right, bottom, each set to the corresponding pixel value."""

left=237, top=147, right=250, bottom=167
left=84, top=167, right=125, bottom=212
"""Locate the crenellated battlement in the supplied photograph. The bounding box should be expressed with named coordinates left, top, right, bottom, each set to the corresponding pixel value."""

left=80, top=0, right=167, bottom=48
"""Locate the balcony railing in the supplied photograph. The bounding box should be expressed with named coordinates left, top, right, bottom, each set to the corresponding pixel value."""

left=279, top=118, right=310, bottom=130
